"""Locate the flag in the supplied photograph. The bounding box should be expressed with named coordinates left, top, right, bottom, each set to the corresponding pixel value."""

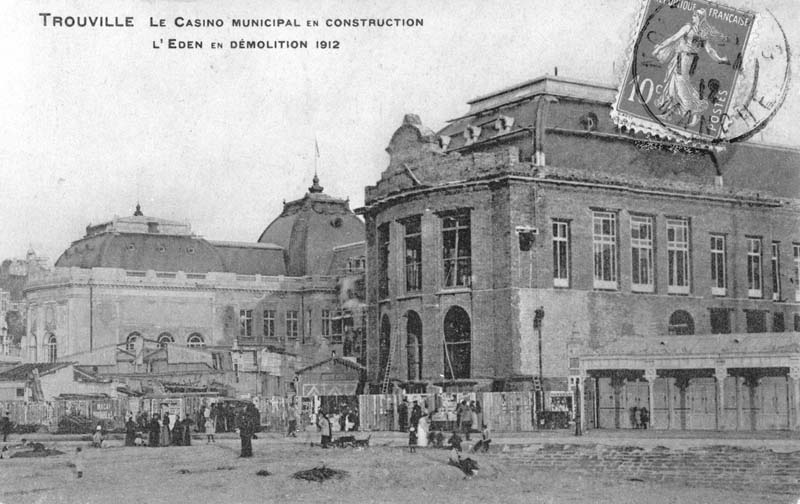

left=315, top=138, right=320, bottom=158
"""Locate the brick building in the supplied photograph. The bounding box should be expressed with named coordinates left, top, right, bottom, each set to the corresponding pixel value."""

left=22, top=178, right=366, bottom=398
left=358, top=75, right=800, bottom=429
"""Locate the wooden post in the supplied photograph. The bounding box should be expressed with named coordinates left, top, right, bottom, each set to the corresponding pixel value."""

left=644, top=368, right=656, bottom=429
left=578, top=373, right=587, bottom=435
left=714, top=366, right=727, bottom=430
left=735, top=376, right=743, bottom=430
left=790, top=367, right=800, bottom=431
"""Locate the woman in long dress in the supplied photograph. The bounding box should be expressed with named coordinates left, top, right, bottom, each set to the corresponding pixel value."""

left=160, top=413, right=171, bottom=447
left=651, top=8, right=729, bottom=127
left=416, top=413, right=429, bottom=448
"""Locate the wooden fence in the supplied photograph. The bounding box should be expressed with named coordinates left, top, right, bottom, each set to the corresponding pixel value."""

left=0, top=401, right=56, bottom=431
left=358, top=391, right=536, bottom=432
left=0, top=391, right=539, bottom=433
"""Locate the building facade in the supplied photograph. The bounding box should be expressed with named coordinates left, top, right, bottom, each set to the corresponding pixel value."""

left=0, top=249, right=49, bottom=366
left=22, top=179, right=366, bottom=398
left=359, top=76, right=800, bottom=429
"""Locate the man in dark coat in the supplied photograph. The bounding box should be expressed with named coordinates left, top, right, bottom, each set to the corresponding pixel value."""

left=398, top=399, right=409, bottom=432
left=237, top=404, right=257, bottom=457
left=148, top=414, right=160, bottom=447
left=124, top=416, right=136, bottom=446
left=410, top=401, right=422, bottom=429
left=1, top=412, right=12, bottom=442
left=182, top=417, right=192, bottom=446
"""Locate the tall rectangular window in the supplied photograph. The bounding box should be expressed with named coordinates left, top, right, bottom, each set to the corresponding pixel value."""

left=592, top=211, right=617, bottom=289
left=795, top=244, right=800, bottom=302
left=630, top=215, right=654, bottom=293
left=378, top=223, right=390, bottom=299
left=709, top=308, right=732, bottom=334
left=745, top=310, right=767, bottom=333
left=239, top=309, right=253, bottom=338
left=773, top=312, right=785, bottom=332
left=552, top=220, right=570, bottom=287
left=286, top=310, right=298, bottom=340
left=331, top=309, right=350, bottom=345
left=710, top=235, right=727, bottom=296
left=404, top=216, right=422, bottom=292
left=772, top=242, right=781, bottom=301
left=747, top=237, right=762, bottom=298
left=667, top=218, right=690, bottom=294
left=321, top=309, right=332, bottom=337
left=442, top=212, right=471, bottom=287
left=263, top=310, right=275, bottom=338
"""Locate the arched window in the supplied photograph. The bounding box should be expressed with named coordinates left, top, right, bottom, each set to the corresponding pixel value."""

left=29, top=334, right=37, bottom=362
left=406, top=311, right=423, bottom=381
left=157, top=332, right=174, bottom=348
left=126, top=332, right=140, bottom=352
left=379, top=315, right=391, bottom=381
left=47, top=334, right=57, bottom=363
left=668, top=310, right=695, bottom=335
left=187, top=333, right=205, bottom=348
left=443, top=306, right=471, bottom=379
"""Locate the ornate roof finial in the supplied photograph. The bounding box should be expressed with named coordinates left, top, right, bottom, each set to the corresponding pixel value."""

left=308, top=173, right=324, bottom=193
left=134, top=202, right=143, bottom=217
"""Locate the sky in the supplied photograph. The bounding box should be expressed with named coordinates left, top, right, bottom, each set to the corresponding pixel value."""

left=0, top=0, right=797, bottom=265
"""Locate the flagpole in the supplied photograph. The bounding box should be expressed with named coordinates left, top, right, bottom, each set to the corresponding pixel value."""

left=314, top=137, right=319, bottom=177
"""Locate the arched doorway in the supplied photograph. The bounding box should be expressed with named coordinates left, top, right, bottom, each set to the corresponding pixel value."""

left=443, top=306, right=471, bottom=379
left=379, top=315, right=391, bottom=381
left=668, top=310, right=694, bottom=335
left=406, top=311, right=422, bottom=381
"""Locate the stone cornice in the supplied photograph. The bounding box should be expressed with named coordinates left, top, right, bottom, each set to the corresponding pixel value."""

left=358, top=170, right=785, bottom=215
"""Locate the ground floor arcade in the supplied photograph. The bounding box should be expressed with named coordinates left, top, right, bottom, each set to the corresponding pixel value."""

left=577, top=333, right=800, bottom=432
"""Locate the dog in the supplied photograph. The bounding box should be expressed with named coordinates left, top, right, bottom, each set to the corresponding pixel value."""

left=470, top=439, right=491, bottom=453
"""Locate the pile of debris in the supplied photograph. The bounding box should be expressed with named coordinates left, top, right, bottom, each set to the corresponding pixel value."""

left=291, top=465, right=348, bottom=483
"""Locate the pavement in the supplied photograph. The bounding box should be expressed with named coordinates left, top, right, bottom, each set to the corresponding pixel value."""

left=8, top=428, right=800, bottom=452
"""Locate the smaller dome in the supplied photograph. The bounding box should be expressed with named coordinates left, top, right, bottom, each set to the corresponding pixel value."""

left=258, top=176, right=364, bottom=276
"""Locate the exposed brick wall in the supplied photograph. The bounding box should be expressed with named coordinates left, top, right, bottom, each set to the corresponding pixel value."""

left=499, top=443, right=800, bottom=495
left=360, top=98, right=800, bottom=389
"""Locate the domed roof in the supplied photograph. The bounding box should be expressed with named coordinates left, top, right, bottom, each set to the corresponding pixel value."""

left=56, top=233, right=225, bottom=273
left=257, top=176, right=364, bottom=276
left=55, top=210, right=286, bottom=275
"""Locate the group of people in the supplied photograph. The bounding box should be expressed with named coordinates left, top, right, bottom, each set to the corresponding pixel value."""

left=129, top=412, right=195, bottom=447
left=403, top=400, right=431, bottom=452
left=124, top=402, right=260, bottom=456
left=631, top=406, right=650, bottom=429
left=456, top=400, right=482, bottom=441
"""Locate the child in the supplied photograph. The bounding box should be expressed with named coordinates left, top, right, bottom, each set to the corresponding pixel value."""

left=471, top=424, right=491, bottom=453
left=91, top=426, right=104, bottom=448
left=205, top=415, right=216, bottom=443
left=72, top=447, right=84, bottom=478
left=408, top=426, right=417, bottom=453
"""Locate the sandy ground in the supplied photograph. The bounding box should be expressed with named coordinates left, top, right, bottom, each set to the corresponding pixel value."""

left=0, top=435, right=796, bottom=504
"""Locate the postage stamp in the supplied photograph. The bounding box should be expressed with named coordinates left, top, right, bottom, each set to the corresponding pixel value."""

left=612, top=0, right=790, bottom=144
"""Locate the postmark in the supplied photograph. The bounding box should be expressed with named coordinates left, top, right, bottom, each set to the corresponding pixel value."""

left=612, top=0, right=790, bottom=144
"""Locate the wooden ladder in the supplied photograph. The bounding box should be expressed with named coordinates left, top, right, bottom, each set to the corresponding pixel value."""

left=380, top=327, right=401, bottom=394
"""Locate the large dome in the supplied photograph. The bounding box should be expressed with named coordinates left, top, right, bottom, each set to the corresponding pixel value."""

left=257, top=176, right=364, bottom=276
left=56, top=208, right=286, bottom=275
